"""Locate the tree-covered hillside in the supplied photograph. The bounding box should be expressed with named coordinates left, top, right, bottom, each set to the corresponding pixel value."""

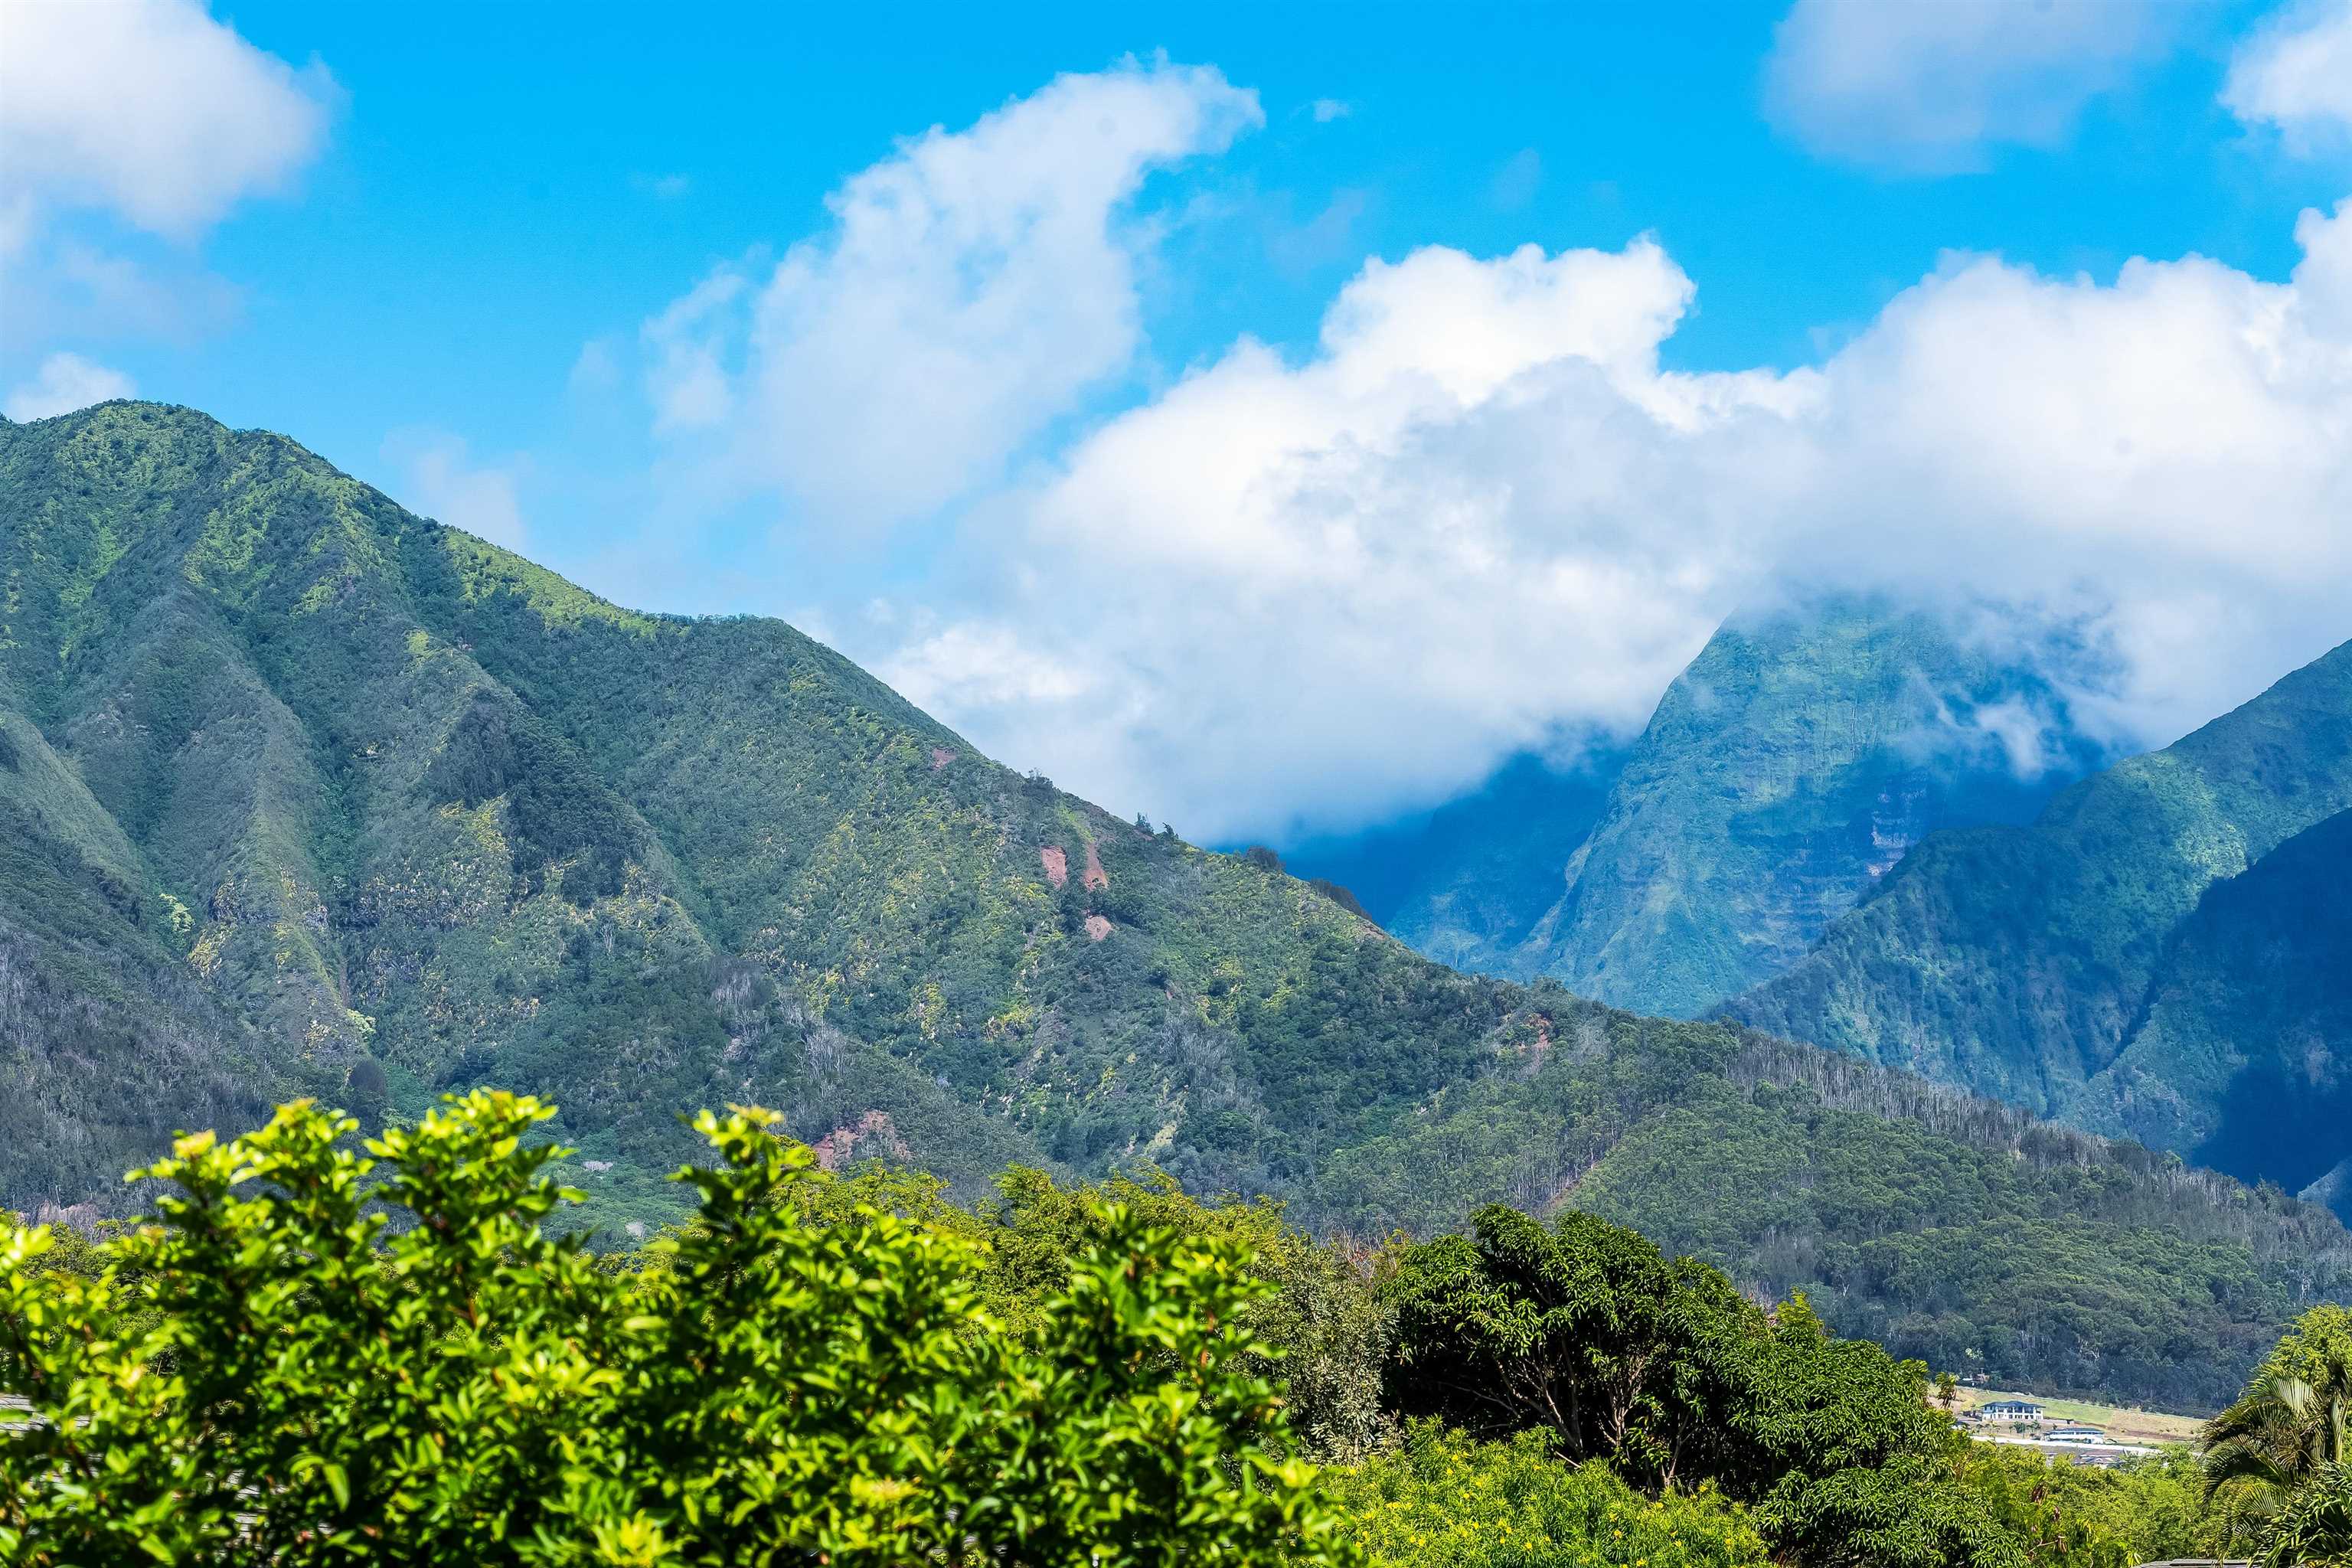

left=2075, top=807, right=2352, bottom=1200
left=1309, top=998, right=2352, bottom=1412
left=2, top=402, right=2345, bottom=1408
left=1727, top=641, right=2352, bottom=1217
left=0, top=400, right=1524, bottom=1225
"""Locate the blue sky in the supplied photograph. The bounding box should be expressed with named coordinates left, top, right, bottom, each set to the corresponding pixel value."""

left=8, top=0, right=2352, bottom=842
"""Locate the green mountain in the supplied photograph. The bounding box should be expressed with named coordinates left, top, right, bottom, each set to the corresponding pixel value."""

left=2, top=400, right=1531, bottom=1227
left=3, top=402, right=2346, bottom=1409
left=1728, top=641, right=2352, bottom=1214
left=2079, top=808, right=2352, bottom=1191
left=1497, top=599, right=2094, bottom=1018
left=1313, top=1014, right=2352, bottom=1410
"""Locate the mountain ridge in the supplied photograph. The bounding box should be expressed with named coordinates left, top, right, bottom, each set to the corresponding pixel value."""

left=3, top=400, right=2346, bottom=1409
left=1504, top=598, right=2099, bottom=1018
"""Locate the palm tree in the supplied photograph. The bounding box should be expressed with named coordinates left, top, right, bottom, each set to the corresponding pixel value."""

left=2207, top=1337, right=2352, bottom=1561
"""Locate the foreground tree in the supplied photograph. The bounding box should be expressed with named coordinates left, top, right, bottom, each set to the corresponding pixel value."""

left=2255, top=1462, right=2352, bottom=1567
left=1381, top=1204, right=2026, bottom=1568
left=0, top=1092, right=1351, bottom=1566
left=2207, top=1305, right=2352, bottom=1566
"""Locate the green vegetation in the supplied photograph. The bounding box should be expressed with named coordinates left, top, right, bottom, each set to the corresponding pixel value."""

left=2203, top=1306, right=2352, bottom=1564
left=1950, top=1447, right=2217, bottom=1566
left=2091, top=807, right=2352, bottom=1207
left=7, top=1091, right=2347, bottom=1566
left=0, top=1092, right=1345, bottom=1566
left=2, top=403, right=2346, bottom=1416
left=1730, top=638, right=2352, bottom=1216
left=1325, top=1426, right=1769, bottom=1566
left=1505, top=598, right=2096, bottom=1020
left=1380, top=1204, right=2027, bottom=1566
left=1316, top=1019, right=2352, bottom=1412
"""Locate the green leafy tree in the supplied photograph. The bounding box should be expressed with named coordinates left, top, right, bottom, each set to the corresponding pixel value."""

left=1381, top=1205, right=2022, bottom=1567
left=1954, top=1446, right=2218, bottom=1567
left=1383, top=1206, right=1706, bottom=1472
left=980, top=1166, right=1396, bottom=1463
left=1319, top=1421, right=1770, bottom=1567
left=0, top=1092, right=1354, bottom=1566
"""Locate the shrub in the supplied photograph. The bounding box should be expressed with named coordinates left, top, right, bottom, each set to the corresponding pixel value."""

left=0, top=1092, right=1351, bottom=1566
left=1318, top=1422, right=1768, bottom=1566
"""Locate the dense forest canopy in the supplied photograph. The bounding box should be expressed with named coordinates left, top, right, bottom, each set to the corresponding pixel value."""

left=7, top=1094, right=2348, bottom=1565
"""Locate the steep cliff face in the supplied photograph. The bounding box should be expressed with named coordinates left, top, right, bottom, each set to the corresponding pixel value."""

left=2068, top=807, right=2352, bottom=1209
left=1508, top=599, right=2098, bottom=1018
left=1728, top=641, right=2352, bottom=1211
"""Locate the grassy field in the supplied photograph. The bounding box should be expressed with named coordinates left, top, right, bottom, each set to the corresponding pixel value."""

left=1951, top=1386, right=2204, bottom=1447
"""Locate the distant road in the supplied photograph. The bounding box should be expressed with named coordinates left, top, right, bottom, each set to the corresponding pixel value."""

left=1983, top=1433, right=2160, bottom=1466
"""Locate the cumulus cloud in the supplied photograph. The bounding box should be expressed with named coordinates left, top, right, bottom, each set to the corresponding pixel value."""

left=642, top=59, right=1260, bottom=528
left=2225, top=0, right=2352, bottom=149
left=3, top=351, right=134, bottom=420
left=874, top=201, right=2352, bottom=842
left=0, top=0, right=333, bottom=240
left=1762, top=0, right=2194, bottom=172
left=384, top=430, right=530, bottom=553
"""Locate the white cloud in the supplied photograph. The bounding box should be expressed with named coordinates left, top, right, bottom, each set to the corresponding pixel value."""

left=641, top=58, right=1260, bottom=528
left=3, top=351, right=134, bottom=420
left=2225, top=0, right=2352, bottom=149
left=1310, top=98, right=1353, bottom=123
left=0, top=0, right=333, bottom=239
left=872, top=201, right=2352, bottom=843
left=1762, top=0, right=2194, bottom=172
left=383, top=430, right=530, bottom=553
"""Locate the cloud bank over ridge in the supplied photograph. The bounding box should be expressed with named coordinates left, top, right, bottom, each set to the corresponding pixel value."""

left=617, top=53, right=2352, bottom=844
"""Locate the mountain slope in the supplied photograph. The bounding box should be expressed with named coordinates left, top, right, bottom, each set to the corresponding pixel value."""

left=1314, top=1006, right=2351, bottom=1410
left=1727, top=641, right=2352, bottom=1207
left=2073, top=808, right=2352, bottom=1200
left=0, top=684, right=279, bottom=1210
left=1508, top=599, right=2096, bottom=1018
left=3, top=402, right=2347, bottom=1407
left=0, top=401, right=1533, bottom=1222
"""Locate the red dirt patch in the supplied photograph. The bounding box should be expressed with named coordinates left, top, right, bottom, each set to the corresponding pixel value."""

left=1040, top=846, right=1069, bottom=887
left=812, top=1110, right=912, bottom=1171
left=1522, top=1015, right=1554, bottom=1079
left=930, top=746, right=955, bottom=769
left=1082, top=839, right=1108, bottom=890
left=1083, top=914, right=1113, bottom=942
